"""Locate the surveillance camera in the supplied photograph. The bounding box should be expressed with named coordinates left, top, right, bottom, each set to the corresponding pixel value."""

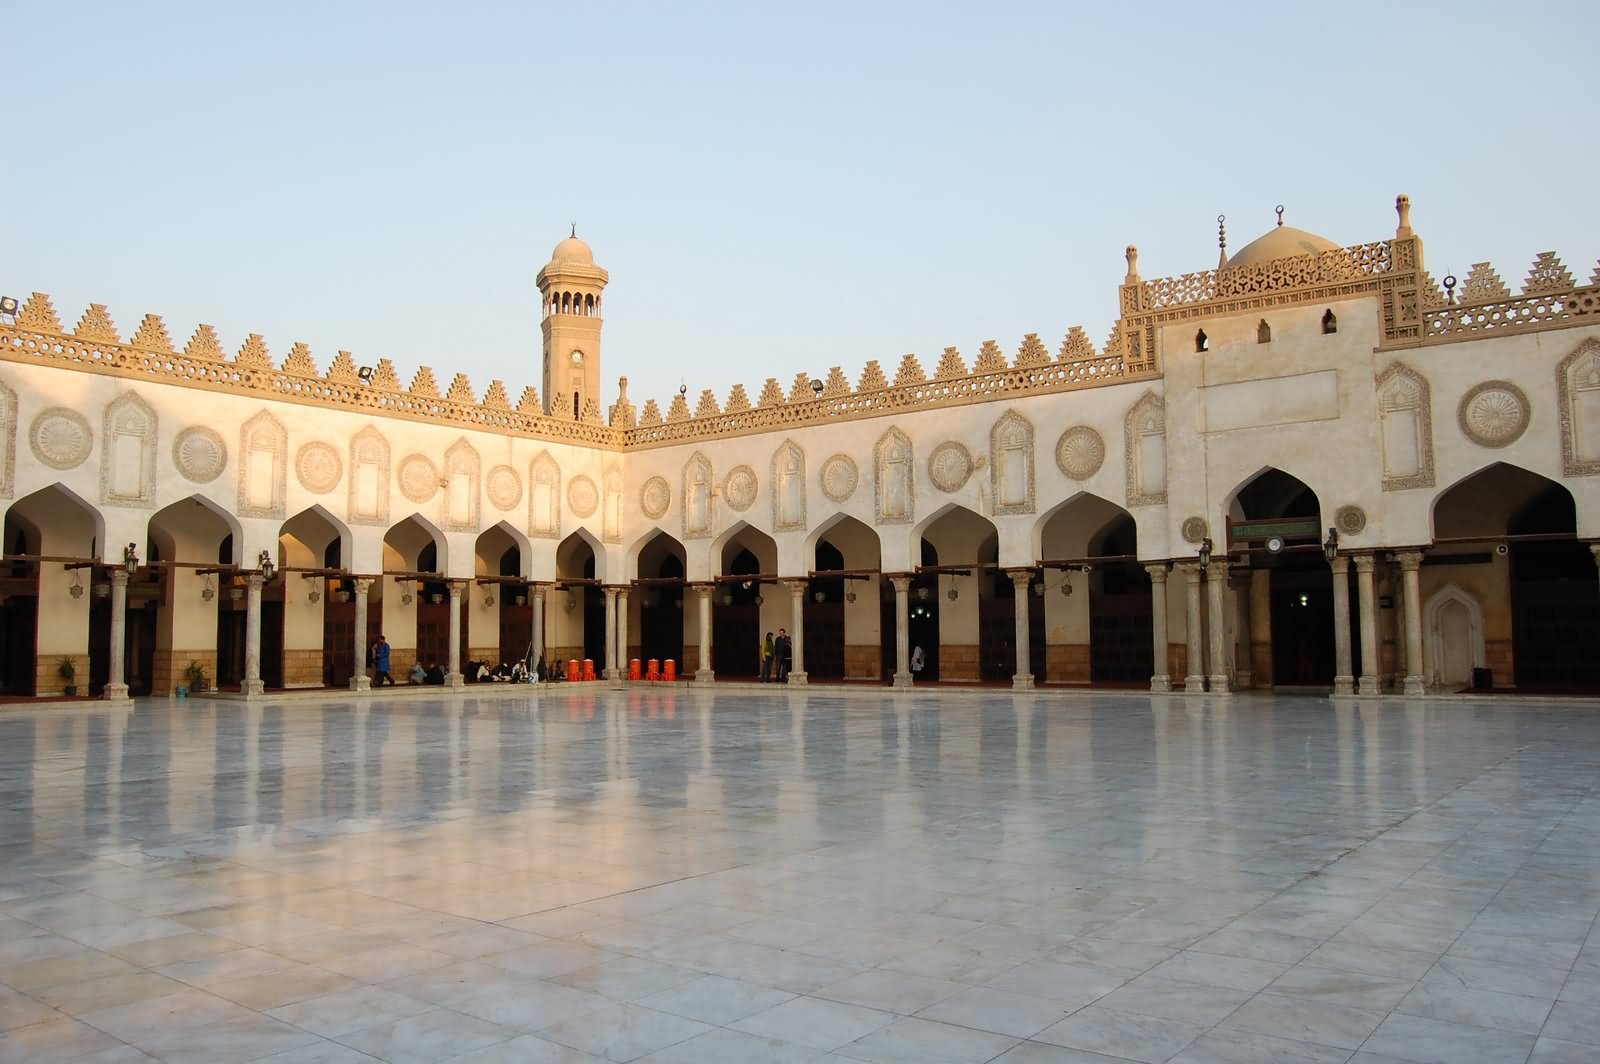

left=1495, top=543, right=1508, bottom=556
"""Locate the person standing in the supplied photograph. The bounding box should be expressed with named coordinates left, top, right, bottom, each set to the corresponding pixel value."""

left=373, top=635, right=395, bottom=686
left=775, top=628, right=792, bottom=683
left=760, top=631, right=775, bottom=682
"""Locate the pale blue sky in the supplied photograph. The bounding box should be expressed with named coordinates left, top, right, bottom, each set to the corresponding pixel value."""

left=6, top=2, right=1594, bottom=411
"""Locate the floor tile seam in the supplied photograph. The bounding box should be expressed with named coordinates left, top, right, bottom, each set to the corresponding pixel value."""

left=1534, top=906, right=1600, bottom=1049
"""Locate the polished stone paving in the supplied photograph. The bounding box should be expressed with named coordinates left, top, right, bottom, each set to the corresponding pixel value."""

left=0, top=688, right=1598, bottom=1063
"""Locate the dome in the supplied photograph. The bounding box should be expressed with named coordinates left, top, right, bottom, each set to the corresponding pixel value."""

left=549, top=235, right=594, bottom=266
left=1226, top=225, right=1339, bottom=268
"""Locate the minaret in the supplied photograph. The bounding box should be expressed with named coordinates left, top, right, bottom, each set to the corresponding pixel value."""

left=536, top=227, right=609, bottom=419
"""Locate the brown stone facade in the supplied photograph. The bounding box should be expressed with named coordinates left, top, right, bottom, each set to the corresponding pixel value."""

left=282, top=649, right=323, bottom=687
left=1045, top=644, right=1090, bottom=684
left=939, top=644, right=980, bottom=681
left=844, top=644, right=880, bottom=680
left=154, top=649, right=217, bottom=695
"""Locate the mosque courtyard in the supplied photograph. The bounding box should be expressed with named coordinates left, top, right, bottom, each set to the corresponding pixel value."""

left=0, top=688, right=1597, bottom=1064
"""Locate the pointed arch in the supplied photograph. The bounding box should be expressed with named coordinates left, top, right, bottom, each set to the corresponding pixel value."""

left=1225, top=466, right=1321, bottom=524
left=626, top=527, right=686, bottom=581
left=100, top=391, right=157, bottom=508
left=279, top=503, right=352, bottom=569
left=990, top=409, right=1036, bottom=516
left=1124, top=391, right=1167, bottom=506
left=3, top=483, right=104, bottom=557
left=1432, top=462, right=1573, bottom=541
left=347, top=425, right=391, bottom=526
left=1424, top=584, right=1485, bottom=690
left=475, top=519, right=530, bottom=577
left=555, top=527, right=606, bottom=582
left=874, top=425, right=914, bottom=525
left=383, top=512, right=448, bottom=573
left=1557, top=337, right=1600, bottom=476
left=528, top=451, right=561, bottom=539
left=237, top=410, right=288, bottom=518
left=914, top=503, right=998, bottom=564
left=442, top=437, right=481, bottom=531
left=149, top=493, right=243, bottom=564
left=1375, top=361, right=1435, bottom=490
left=710, top=519, right=778, bottom=575
left=803, top=512, right=882, bottom=569
left=1030, top=490, right=1140, bottom=561
left=770, top=439, right=806, bottom=531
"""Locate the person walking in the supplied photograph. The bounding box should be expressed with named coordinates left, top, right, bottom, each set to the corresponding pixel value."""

left=372, top=635, right=395, bottom=686
left=760, top=631, right=775, bottom=682
left=775, top=628, right=792, bottom=683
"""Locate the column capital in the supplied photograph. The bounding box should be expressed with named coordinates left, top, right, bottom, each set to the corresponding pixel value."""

left=110, top=568, right=129, bottom=587
left=447, top=578, right=469, bottom=595
left=888, top=573, right=913, bottom=592
left=1352, top=552, right=1378, bottom=574
left=1394, top=549, right=1425, bottom=571
left=1329, top=554, right=1351, bottom=575
left=1591, top=542, right=1600, bottom=560
left=1144, top=562, right=1170, bottom=581
left=1176, top=561, right=1203, bottom=581
left=353, top=575, right=373, bottom=593
left=1006, top=569, right=1033, bottom=588
left=246, top=572, right=265, bottom=591
left=782, top=578, right=808, bottom=594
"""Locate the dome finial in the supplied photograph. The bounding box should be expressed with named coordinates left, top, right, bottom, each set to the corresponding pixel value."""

left=1275, top=204, right=1285, bottom=228
left=570, top=221, right=577, bottom=238
left=1217, top=214, right=1229, bottom=269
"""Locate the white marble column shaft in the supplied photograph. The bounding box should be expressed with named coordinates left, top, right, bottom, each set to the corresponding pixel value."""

left=243, top=573, right=265, bottom=697
left=1354, top=554, right=1380, bottom=696
left=694, top=585, right=715, bottom=683
left=1397, top=551, right=1426, bottom=696
left=1146, top=563, right=1170, bottom=692
left=105, top=569, right=130, bottom=702
left=445, top=580, right=465, bottom=688
left=1330, top=556, right=1355, bottom=695
left=1010, top=571, right=1034, bottom=690
left=1181, top=563, right=1205, bottom=693
left=351, top=577, right=372, bottom=692
left=785, top=580, right=808, bottom=685
left=1207, top=560, right=1231, bottom=694
left=891, top=575, right=913, bottom=688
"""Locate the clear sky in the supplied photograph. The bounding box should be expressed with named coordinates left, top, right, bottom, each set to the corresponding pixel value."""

left=6, top=2, right=1595, bottom=413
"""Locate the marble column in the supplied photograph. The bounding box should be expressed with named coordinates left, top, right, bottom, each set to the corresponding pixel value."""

left=694, top=585, right=715, bottom=683
left=105, top=569, right=130, bottom=702
left=1180, top=563, right=1205, bottom=693
left=785, top=580, right=808, bottom=685
left=1354, top=554, right=1380, bottom=695
left=602, top=587, right=619, bottom=680
left=1206, top=560, right=1231, bottom=694
left=1330, top=556, right=1355, bottom=695
left=1009, top=570, right=1034, bottom=690
left=350, top=577, right=372, bottom=692
left=615, top=588, right=629, bottom=680
left=1145, top=563, right=1170, bottom=692
left=1396, top=550, right=1426, bottom=696
left=243, top=573, right=265, bottom=697
left=445, top=580, right=465, bottom=688
left=890, top=575, right=913, bottom=688
left=531, top=586, right=546, bottom=682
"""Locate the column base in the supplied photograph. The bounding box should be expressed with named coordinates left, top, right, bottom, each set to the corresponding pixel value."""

left=892, top=672, right=914, bottom=688
left=694, top=670, right=716, bottom=685
left=242, top=680, right=265, bottom=697
left=1403, top=676, right=1426, bottom=697
left=1011, top=675, right=1034, bottom=691
left=1207, top=675, right=1232, bottom=695
left=1236, top=671, right=1253, bottom=690
left=1333, top=675, right=1355, bottom=695
left=350, top=676, right=372, bottom=693
left=102, top=683, right=131, bottom=703
left=1357, top=677, right=1381, bottom=696
left=1184, top=675, right=1206, bottom=693
left=444, top=673, right=465, bottom=689
left=1149, top=674, right=1171, bottom=693
left=787, top=672, right=807, bottom=686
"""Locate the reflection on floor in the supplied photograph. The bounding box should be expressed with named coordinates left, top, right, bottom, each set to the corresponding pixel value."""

left=0, top=689, right=1597, bottom=1063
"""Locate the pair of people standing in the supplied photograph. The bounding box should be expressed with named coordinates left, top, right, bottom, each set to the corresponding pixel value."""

left=760, top=628, right=793, bottom=682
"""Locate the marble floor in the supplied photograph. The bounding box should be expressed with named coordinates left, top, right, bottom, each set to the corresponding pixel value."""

left=0, top=689, right=1597, bottom=1064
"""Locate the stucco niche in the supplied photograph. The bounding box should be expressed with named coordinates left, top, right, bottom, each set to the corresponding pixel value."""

left=874, top=427, right=914, bottom=525
left=1557, top=338, right=1600, bottom=475
left=1376, top=361, right=1435, bottom=491
left=990, top=410, right=1036, bottom=516
left=100, top=392, right=157, bottom=509
left=237, top=410, right=287, bottom=519
left=1124, top=392, right=1167, bottom=507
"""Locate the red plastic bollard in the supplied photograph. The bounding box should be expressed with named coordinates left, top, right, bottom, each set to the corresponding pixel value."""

left=581, top=658, right=596, bottom=682
left=628, top=658, right=641, bottom=681
left=663, top=659, right=677, bottom=682
left=566, top=658, right=580, bottom=683
left=646, top=658, right=661, bottom=681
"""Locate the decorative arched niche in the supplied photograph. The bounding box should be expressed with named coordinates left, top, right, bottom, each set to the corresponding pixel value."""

left=237, top=410, right=287, bottom=518
left=1124, top=391, right=1166, bottom=506
left=348, top=426, right=391, bottom=526
left=771, top=440, right=806, bottom=531
left=101, top=392, right=158, bottom=508
left=529, top=451, right=561, bottom=539
left=989, top=410, right=1035, bottom=516
left=874, top=426, right=913, bottom=525
left=682, top=452, right=714, bottom=539
left=1376, top=361, right=1435, bottom=490
left=1558, top=337, right=1600, bottom=476
left=1424, top=583, right=1485, bottom=691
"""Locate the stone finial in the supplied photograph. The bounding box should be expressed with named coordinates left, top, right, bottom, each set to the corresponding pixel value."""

left=184, top=323, right=224, bottom=361
left=445, top=373, right=476, bottom=404
left=1395, top=194, right=1413, bottom=237
left=326, top=350, right=360, bottom=382
left=757, top=378, right=786, bottom=406
left=639, top=398, right=662, bottom=425
left=857, top=360, right=888, bottom=392
left=1014, top=333, right=1050, bottom=368
left=934, top=346, right=967, bottom=379
left=1125, top=245, right=1140, bottom=284
left=1216, top=214, right=1229, bottom=269
left=369, top=359, right=400, bottom=390
left=1522, top=252, right=1575, bottom=295
left=617, top=376, right=629, bottom=400
left=282, top=342, right=318, bottom=376
left=893, top=353, right=926, bottom=387
left=130, top=313, right=173, bottom=352
left=608, top=386, right=637, bottom=428
left=973, top=340, right=1006, bottom=373
left=515, top=384, right=540, bottom=411
left=409, top=366, right=440, bottom=398
left=694, top=389, right=721, bottom=418
left=235, top=333, right=272, bottom=369
left=74, top=304, right=120, bottom=343
left=787, top=372, right=813, bottom=402
left=482, top=379, right=511, bottom=408
left=724, top=383, right=751, bottom=413
left=1459, top=262, right=1511, bottom=304
left=1059, top=325, right=1096, bottom=362
left=822, top=366, right=851, bottom=396
left=17, top=292, right=61, bottom=331
left=666, top=391, right=691, bottom=422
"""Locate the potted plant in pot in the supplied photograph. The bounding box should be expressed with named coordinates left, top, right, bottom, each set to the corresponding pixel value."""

left=184, top=660, right=209, bottom=694
left=58, top=656, right=78, bottom=697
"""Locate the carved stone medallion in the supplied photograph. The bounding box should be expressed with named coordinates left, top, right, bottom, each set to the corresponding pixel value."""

left=173, top=425, right=227, bottom=483
left=486, top=464, right=521, bottom=510
left=640, top=475, right=670, bottom=519
left=1055, top=425, right=1105, bottom=481
left=398, top=454, right=438, bottom=503
left=1458, top=380, right=1530, bottom=448
left=725, top=465, right=757, bottom=512
left=1335, top=505, right=1367, bottom=536
left=29, top=408, right=93, bottom=470
left=295, top=442, right=342, bottom=494
left=1181, top=516, right=1208, bottom=544
left=820, top=454, right=858, bottom=503
left=567, top=474, right=599, bottom=518
left=928, top=441, right=973, bottom=493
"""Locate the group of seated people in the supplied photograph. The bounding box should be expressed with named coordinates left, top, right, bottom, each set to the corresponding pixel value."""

left=468, top=659, right=534, bottom=683
left=409, top=656, right=597, bottom=685
left=407, top=661, right=448, bottom=685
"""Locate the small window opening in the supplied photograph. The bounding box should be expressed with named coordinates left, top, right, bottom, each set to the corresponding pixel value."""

left=1195, top=329, right=1208, bottom=353
left=1321, top=309, right=1337, bottom=334
left=573, top=391, right=581, bottom=419
left=1256, top=319, right=1271, bottom=344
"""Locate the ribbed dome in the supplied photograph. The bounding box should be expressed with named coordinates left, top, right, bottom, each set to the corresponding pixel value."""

left=549, top=235, right=594, bottom=266
left=1227, top=225, right=1339, bottom=268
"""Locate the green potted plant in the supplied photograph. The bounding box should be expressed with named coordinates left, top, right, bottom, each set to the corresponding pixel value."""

left=58, top=656, right=78, bottom=697
left=184, top=660, right=208, bottom=694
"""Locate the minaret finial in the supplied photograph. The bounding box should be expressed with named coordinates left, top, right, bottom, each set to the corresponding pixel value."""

left=1124, top=245, right=1141, bottom=284
left=570, top=221, right=577, bottom=238
left=1216, top=214, right=1229, bottom=269
left=1395, top=194, right=1413, bottom=237
left=1275, top=204, right=1285, bottom=228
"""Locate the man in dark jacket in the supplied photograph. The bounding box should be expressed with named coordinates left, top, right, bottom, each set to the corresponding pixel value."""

left=775, top=628, right=792, bottom=683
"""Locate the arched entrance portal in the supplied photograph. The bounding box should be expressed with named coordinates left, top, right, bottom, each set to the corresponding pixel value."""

left=1, top=485, right=103, bottom=697
left=1035, top=494, right=1151, bottom=684
left=148, top=496, right=240, bottom=695
left=1433, top=463, right=1599, bottom=690
left=279, top=506, right=349, bottom=688
left=474, top=522, right=531, bottom=675
left=916, top=506, right=1001, bottom=683
left=1228, top=469, right=1332, bottom=688
left=633, top=532, right=686, bottom=670
left=383, top=515, right=451, bottom=682
left=711, top=525, right=777, bottom=678
left=554, top=531, right=605, bottom=671
left=804, top=515, right=883, bottom=682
